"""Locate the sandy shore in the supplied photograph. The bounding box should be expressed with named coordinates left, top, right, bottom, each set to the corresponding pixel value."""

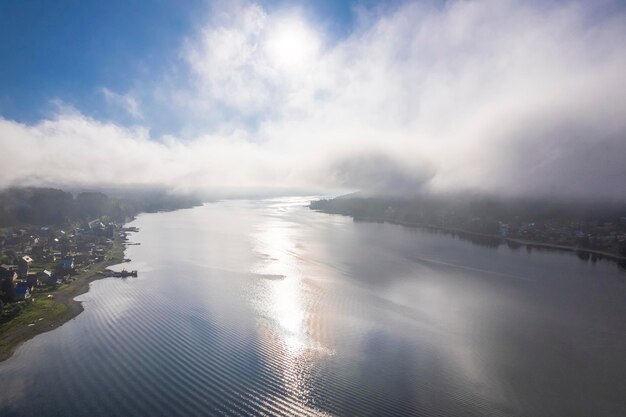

left=0, top=237, right=126, bottom=363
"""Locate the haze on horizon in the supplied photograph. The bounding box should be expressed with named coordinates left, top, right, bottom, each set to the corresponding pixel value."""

left=1, top=0, right=625, bottom=200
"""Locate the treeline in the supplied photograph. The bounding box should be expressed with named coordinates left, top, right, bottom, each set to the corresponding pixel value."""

left=310, top=193, right=626, bottom=234
left=0, top=187, right=202, bottom=227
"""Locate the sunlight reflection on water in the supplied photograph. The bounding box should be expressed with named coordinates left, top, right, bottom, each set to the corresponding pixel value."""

left=251, top=203, right=334, bottom=412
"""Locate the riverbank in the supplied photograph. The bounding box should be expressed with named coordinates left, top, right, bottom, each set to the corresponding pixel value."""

left=350, top=215, right=626, bottom=263
left=505, top=236, right=626, bottom=261
left=0, top=235, right=126, bottom=362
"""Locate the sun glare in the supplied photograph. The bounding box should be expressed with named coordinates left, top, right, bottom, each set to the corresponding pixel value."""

left=265, top=19, right=319, bottom=71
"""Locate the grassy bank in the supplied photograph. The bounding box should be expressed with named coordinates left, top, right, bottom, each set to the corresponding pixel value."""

left=0, top=235, right=126, bottom=362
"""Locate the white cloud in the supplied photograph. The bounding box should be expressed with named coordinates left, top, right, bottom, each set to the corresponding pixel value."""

left=181, top=4, right=326, bottom=117
left=1, top=0, right=626, bottom=198
left=100, top=87, right=143, bottom=119
left=0, top=112, right=283, bottom=192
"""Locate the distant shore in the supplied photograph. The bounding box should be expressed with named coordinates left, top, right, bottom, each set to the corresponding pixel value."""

left=347, top=215, right=626, bottom=262
left=0, top=230, right=128, bottom=363
left=504, top=236, right=626, bottom=261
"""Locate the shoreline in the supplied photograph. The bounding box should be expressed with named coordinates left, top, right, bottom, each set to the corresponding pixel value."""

left=0, top=228, right=128, bottom=363
left=344, top=214, right=626, bottom=262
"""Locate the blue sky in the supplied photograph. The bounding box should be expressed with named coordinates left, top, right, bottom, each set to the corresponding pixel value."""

left=1, top=0, right=193, bottom=123
left=0, top=1, right=625, bottom=198
left=0, top=0, right=394, bottom=129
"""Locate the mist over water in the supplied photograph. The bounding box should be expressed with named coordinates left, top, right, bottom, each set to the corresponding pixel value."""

left=0, top=198, right=625, bottom=416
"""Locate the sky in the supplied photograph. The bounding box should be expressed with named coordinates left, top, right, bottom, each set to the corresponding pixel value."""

left=1, top=0, right=625, bottom=199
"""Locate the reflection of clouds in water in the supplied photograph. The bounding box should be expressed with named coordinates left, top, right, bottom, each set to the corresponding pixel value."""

left=383, top=268, right=514, bottom=408
left=76, top=279, right=137, bottom=323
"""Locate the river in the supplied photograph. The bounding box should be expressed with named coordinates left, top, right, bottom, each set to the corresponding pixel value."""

left=1, top=198, right=625, bottom=416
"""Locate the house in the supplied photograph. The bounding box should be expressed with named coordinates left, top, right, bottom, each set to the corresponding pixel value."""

left=37, top=269, right=52, bottom=280
left=14, top=283, right=31, bottom=301
left=29, top=267, right=50, bottom=289
left=60, top=258, right=74, bottom=270
left=0, top=264, right=18, bottom=303
left=36, top=270, right=57, bottom=286
left=89, top=220, right=106, bottom=236
left=0, top=264, right=17, bottom=274
left=26, top=273, right=38, bottom=291
left=18, top=255, right=33, bottom=278
left=499, top=223, right=510, bottom=237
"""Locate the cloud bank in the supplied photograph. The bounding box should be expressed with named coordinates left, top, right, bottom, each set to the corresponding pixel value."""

left=1, top=0, right=625, bottom=199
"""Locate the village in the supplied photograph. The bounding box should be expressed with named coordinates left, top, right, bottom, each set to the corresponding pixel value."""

left=311, top=197, right=626, bottom=261
left=0, top=220, right=138, bottom=324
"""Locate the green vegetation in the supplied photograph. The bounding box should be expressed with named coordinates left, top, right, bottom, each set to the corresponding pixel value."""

left=0, top=297, right=72, bottom=357
left=311, top=194, right=626, bottom=259
left=0, top=298, right=69, bottom=335
left=0, top=187, right=202, bottom=227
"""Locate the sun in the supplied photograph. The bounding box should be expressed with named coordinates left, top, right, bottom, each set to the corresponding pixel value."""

left=265, top=19, right=319, bottom=71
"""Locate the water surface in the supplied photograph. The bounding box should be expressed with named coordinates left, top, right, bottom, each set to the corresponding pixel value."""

left=1, top=198, right=625, bottom=416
